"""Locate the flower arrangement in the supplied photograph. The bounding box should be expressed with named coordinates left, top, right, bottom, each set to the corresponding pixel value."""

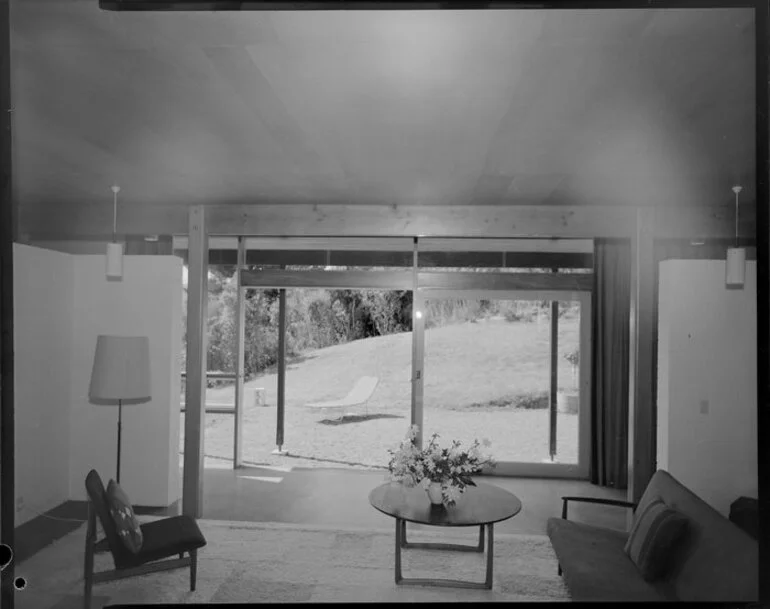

left=386, top=425, right=495, bottom=506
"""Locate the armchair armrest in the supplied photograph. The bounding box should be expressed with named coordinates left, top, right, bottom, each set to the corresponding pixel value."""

left=561, top=496, right=638, bottom=520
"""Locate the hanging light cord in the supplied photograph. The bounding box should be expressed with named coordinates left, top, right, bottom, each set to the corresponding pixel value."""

left=734, top=188, right=740, bottom=248
left=111, top=185, right=120, bottom=244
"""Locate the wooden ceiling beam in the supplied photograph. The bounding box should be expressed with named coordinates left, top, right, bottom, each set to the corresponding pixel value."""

left=98, top=0, right=760, bottom=10
left=19, top=202, right=756, bottom=241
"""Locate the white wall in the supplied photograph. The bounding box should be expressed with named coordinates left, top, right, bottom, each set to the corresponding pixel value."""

left=656, top=259, right=757, bottom=516
left=69, top=255, right=183, bottom=507
left=30, top=240, right=108, bottom=255
left=13, top=244, right=75, bottom=525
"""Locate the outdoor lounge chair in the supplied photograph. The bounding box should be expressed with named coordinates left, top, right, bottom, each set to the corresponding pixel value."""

left=305, top=376, right=379, bottom=421
left=83, top=469, right=207, bottom=609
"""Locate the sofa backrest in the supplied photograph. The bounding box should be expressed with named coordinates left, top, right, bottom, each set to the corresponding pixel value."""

left=636, top=470, right=758, bottom=602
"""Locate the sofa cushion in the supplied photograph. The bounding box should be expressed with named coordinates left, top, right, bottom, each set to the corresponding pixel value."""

left=106, top=480, right=143, bottom=554
left=546, top=517, right=668, bottom=602
left=624, top=498, right=688, bottom=581
left=636, top=471, right=759, bottom=602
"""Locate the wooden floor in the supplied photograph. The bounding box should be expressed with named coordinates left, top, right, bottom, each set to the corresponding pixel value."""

left=197, top=462, right=628, bottom=535
left=17, top=463, right=628, bottom=565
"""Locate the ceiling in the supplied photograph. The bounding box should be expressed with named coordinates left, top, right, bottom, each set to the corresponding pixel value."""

left=10, top=2, right=757, bottom=226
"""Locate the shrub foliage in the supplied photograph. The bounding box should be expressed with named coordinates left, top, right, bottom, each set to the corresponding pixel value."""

left=182, top=266, right=579, bottom=383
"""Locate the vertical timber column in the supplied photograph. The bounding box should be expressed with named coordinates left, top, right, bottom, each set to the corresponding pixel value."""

left=627, top=207, right=656, bottom=511
left=410, top=238, right=424, bottom=449
left=275, top=280, right=287, bottom=453
left=0, top=1, right=14, bottom=606
left=183, top=206, right=208, bottom=518
left=233, top=237, right=246, bottom=468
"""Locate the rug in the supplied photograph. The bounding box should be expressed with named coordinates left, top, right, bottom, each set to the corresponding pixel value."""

left=17, top=519, right=570, bottom=607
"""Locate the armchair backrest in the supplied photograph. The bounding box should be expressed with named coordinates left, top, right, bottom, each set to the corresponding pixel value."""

left=85, top=469, right=134, bottom=569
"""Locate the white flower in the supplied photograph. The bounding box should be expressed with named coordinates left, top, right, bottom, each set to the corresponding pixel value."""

left=388, top=427, right=493, bottom=492
left=444, top=485, right=461, bottom=503
left=420, top=478, right=432, bottom=490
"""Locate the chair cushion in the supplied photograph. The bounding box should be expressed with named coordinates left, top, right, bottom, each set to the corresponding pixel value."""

left=624, top=497, right=688, bottom=581
left=130, top=515, right=207, bottom=566
left=106, top=480, right=144, bottom=554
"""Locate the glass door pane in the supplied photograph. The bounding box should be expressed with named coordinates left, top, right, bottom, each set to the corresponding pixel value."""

left=421, top=295, right=585, bottom=472
left=235, top=287, right=413, bottom=469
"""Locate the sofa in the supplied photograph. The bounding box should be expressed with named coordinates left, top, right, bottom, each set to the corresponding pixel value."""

left=546, top=469, right=759, bottom=602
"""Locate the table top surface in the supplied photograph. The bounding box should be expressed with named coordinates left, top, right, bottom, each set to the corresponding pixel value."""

left=368, top=481, right=522, bottom=527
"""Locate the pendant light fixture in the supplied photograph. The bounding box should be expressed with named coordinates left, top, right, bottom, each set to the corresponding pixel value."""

left=106, top=185, right=123, bottom=279
left=725, top=185, right=745, bottom=289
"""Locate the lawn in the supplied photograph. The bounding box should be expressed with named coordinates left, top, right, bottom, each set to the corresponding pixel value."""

left=181, top=315, right=581, bottom=469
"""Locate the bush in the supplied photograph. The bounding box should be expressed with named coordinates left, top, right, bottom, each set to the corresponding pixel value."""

left=500, top=300, right=542, bottom=323
left=513, top=390, right=550, bottom=410
left=461, top=390, right=550, bottom=411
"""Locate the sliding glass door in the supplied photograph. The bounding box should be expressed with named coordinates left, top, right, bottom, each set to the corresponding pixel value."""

left=416, top=289, right=591, bottom=477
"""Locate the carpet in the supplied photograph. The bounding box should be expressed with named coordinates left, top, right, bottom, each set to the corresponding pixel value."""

left=17, top=519, right=570, bottom=606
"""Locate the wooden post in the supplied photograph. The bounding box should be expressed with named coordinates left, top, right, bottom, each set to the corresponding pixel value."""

left=182, top=206, right=208, bottom=518
left=275, top=278, right=287, bottom=452
left=410, top=238, right=424, bottom=449
left=627, top=207, right=657, bottom=513
left=0, top=1, right=15, bottom=606
left=233, top=237, right=245, bottom=468
left=549, top=289, right=559, bottom=461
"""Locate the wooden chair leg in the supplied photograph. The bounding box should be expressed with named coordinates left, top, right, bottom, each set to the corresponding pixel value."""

left=190, top=550, right=198, bottom=591
left=83, top=558, right=93, bottom=609
left=84, top=504, right=95, bottom=609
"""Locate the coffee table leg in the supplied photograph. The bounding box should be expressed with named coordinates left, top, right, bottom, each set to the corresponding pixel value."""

left=395, top=518, right=403, bottom=584
left=485, top=524, right=494, bottom=590
left=394, top=521, right=496, bottom=589
left=401, top=522, right=485, bottom=553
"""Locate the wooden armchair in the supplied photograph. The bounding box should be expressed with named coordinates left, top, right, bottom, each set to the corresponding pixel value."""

left=84, top=469, right=207, bottom=609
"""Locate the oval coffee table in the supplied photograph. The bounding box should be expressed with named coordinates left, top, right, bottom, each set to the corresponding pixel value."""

left=369, top=481, right=522, bottom=590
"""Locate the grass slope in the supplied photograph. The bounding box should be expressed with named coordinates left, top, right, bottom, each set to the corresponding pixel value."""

left=185, top=317, right=580, bottom=469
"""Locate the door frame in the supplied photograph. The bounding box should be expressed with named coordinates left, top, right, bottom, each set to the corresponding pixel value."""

left=238, top=267, right=592, bottom=478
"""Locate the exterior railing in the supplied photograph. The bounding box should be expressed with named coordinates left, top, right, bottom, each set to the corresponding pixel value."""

left=179, top=371, right=236, bottom=414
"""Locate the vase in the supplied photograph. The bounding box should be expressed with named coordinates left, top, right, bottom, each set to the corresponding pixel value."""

left=426, top=482, right=444, bottom=505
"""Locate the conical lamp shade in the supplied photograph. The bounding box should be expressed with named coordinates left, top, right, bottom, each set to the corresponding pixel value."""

left=89, top=335, right=151, bottom=402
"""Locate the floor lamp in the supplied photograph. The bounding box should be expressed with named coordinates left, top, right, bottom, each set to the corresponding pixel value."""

left=89, top=335, right=151, bottom=484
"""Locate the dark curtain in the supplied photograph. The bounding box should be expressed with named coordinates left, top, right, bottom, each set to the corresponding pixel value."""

left=591, top=238, right=631, bottom=488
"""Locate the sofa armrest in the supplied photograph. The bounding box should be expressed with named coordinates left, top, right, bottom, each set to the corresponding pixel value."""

left=561, top=496, right=638, bottom=520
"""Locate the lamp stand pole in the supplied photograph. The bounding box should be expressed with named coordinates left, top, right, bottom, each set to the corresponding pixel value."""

left=116, top=399, right=123, bottom=484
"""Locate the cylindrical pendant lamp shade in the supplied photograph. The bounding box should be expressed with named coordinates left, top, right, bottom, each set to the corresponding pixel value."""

left=106, top=242, right=124, bottom=279
left=89, top=335, right=151, bottom=401
left=725, top=247, right=746, bottom=289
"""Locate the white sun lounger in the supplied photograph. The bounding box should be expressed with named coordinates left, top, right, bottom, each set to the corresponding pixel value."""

left=305, top=376, right=379, bottom=421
